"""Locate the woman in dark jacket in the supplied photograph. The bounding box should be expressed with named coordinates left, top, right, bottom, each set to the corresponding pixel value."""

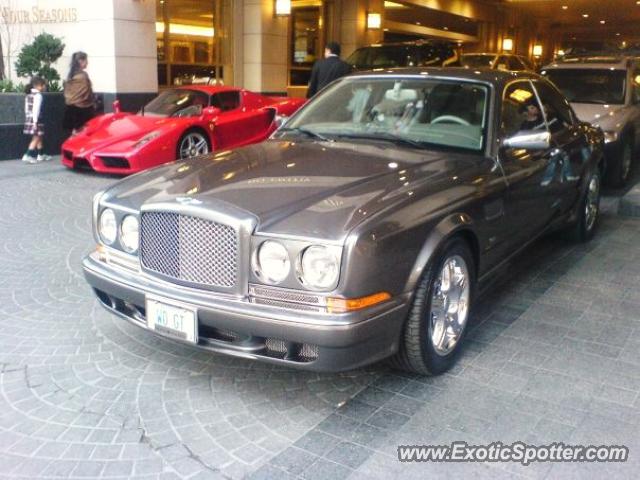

left=63, top=51, right=94, bottom=134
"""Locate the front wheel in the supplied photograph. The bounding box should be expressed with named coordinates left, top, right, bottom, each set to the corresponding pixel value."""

left=177, top=130, right=210, bottom=160
left=390, top=238, right=475, bottom=375
left=571, top=169, right=601, bottom=242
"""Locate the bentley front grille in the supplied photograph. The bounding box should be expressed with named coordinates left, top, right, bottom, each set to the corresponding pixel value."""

left=140, top=212, right=238, bottom=289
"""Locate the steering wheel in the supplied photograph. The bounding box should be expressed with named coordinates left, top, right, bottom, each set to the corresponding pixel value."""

left=431, top=115, right=470, bottom=126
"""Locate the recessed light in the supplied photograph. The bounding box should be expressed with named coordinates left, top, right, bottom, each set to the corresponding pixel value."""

left=582, top=13, right=589, bottom=18
left=562, top=5, right=568, bottom=9
left=443, top=26, right=448, bottom=30
left=600, top=20, right=606, bottom=24
left=416, top=22, right=421, bottom=25
left=616, top=32, right=621, bottom=36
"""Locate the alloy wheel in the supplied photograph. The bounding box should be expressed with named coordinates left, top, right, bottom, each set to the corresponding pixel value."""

left=585, top=174, right=600, bottom=232
left=179, top=132, right=209, bottom=159
left=428, top=255, right=470, bottom=356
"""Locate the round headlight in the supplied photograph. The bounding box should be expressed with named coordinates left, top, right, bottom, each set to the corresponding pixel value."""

left=299, top=245, right=339, bottom=290
left=99, top=209, right=117, bottom=245
left=120, top=215, right=139, bottom=253
left=256, top=241, right=290, bottom=284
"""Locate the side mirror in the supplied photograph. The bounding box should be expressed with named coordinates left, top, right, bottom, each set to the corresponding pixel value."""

left=203, top=106, right=222, bottom=117
left=503, top=130, right=551, bottom=150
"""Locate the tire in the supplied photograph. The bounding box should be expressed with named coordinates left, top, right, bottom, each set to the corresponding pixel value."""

left=607, top=137, right=633, bottom=188
left=176, top=129, right=211, bottom=160
left=390, top=237, right=475, bottom=375
left=571, top=169, right=601, bottom=243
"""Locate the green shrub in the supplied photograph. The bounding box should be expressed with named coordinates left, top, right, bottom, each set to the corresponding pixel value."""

left=0, top=79, right=24, bottom=93
left=15, top=33, right=65, bottom=86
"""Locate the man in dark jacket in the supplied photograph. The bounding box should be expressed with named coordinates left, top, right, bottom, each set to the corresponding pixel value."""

left=306, top=42, right=353, bottom=98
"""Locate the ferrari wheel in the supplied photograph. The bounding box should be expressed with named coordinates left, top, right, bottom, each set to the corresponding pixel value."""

left=178, top=130, right=210, bottom=160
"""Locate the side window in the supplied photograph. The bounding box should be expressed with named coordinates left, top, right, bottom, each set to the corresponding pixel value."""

left=520, top=57, right=534, bottom=71
left=495, top=56, right=509, bottom=71
left=502, top=81, right=545, bottom=137
left=508, top=57, right=524, bottom=71
left=533, top=81, right=574, bottom=134
left=210, top=91, right=241, bottom=111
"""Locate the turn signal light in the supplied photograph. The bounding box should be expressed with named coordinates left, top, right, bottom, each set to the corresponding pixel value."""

left=327, top=292, right=391, bottom=313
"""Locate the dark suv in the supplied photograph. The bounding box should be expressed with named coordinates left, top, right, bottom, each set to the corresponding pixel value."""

left=346, top=40, right=460, bottom=70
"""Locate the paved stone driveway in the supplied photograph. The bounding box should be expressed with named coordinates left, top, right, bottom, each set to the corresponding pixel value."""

left=1, top=159, right=639, bottom=479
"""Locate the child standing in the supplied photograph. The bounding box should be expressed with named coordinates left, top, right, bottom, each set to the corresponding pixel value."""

left=22, top=76, right=52, bottom=164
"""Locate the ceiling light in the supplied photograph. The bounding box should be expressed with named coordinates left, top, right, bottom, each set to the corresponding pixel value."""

left=562, top=5, right=568, bottom=9
left=582, top=13, right=589, bottom=18
left=600, top=20, right=605, bottom=24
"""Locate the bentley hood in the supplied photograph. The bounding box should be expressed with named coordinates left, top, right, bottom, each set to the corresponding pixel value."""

left=102, top=140, right=478, bottom=242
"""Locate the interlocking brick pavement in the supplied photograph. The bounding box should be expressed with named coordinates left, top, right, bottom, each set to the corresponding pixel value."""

left=1, top=159, right=640, bottom=479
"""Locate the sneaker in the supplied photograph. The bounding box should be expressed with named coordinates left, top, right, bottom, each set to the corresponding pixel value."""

left=37, top=154, right=52, bottom=162
left=21, top=154, right=37, bottom=163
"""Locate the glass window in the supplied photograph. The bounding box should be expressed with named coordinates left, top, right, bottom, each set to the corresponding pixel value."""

left=508, top=57, right=525, bottom=71
left=211, top=91, right=241, bottom=111
left=156, top=0, right=232, bottom=88
left=541, top=68, right=627, bottom=105
left=502, top=81, right=545, bottom=137
left=143, top=89, right=209, bottom=117
left=289, top=6, right=321, bottom=86
left=533, top=81, right=575, bottom=134
left=282, top=78, right=488, bottom=152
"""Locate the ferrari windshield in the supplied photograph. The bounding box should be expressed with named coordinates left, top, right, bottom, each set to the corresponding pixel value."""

left=542, top=69, right=626, bottom=104
left=142, top=89, right=209, bottom=117
left=282, top=77, right=488, bottom=152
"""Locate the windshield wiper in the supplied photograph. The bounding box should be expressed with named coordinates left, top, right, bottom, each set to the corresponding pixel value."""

left=333, top=131, right=427, bottom=149
left=279, top=127, right=332, bottom=142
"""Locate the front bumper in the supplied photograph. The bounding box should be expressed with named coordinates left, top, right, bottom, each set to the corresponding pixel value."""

left=83, top=254, right=410, bottom=371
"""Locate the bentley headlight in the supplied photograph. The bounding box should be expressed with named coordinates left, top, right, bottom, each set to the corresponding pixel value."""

left=99, top=209, right=117, bottom=245
left=120, top=215, right=139, bottom=253
left=256, top=241, right=290, bottom=284
left=298, top=245, right=340, bottom=290
left=133, top=131, right=160, bottom=148
left=604, top=131, right=618, bottom=144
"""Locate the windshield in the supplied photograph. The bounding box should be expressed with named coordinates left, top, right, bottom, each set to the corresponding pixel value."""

left=542, top=69, right=626, bottom=104
left=142, top=89, right=209, bottom=117
left=460, top=54, right=495, bottom=68
left=281, top=77, right=488, bottom=152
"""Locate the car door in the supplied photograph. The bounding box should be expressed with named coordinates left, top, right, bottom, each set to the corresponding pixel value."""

left=498, top=80, right=560, bottom=245
left=211, top=91, right=274, bottom=147
left=532, top=79, right=587, bottom=213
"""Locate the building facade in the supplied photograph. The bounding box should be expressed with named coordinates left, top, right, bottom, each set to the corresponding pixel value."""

left=1, top=0, right=552, bottom=100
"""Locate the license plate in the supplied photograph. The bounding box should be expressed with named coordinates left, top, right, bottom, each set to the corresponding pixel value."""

left=146, top=297, right=197, bottom=343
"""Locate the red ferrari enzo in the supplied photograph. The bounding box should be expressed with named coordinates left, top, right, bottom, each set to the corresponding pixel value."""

left=61, top=86, right=305, bottom=174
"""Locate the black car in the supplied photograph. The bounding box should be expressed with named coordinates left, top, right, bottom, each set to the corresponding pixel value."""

left=83, top=68, right=603, bottom=375
left=346, top=40, right=460, bottom=70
